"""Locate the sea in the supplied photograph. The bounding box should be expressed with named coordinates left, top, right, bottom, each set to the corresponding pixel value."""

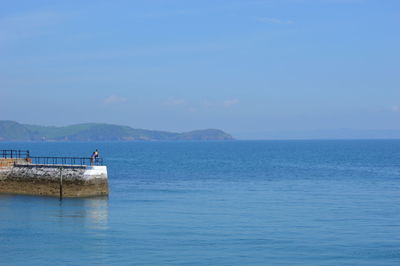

left=0, top=140, right=400, bottom=266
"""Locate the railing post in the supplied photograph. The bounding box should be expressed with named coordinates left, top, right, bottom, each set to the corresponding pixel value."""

left=59, top=167, right=63, bottom=201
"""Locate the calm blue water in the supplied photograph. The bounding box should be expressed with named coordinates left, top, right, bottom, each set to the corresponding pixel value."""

left=1, top=140, right=400, bottom=265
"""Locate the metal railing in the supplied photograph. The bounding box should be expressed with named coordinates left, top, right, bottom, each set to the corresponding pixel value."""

left=0, top=149, right=103, bottom=166
left=29, top=156, right=103, bottom=165
left=0, top=150, right=30, bottom=159
left=29, top=156, right=103, bottom=166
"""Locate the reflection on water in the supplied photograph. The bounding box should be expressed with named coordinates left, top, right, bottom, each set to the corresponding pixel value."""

left=0, top=194, right=109, bottom=230
left=56, top=197, right=109, bottom=230
left=55, top=197, right=110, bottom=265
left=84, top=197, right=109, bottom=230
left=0, top=194, right=110, bottom=265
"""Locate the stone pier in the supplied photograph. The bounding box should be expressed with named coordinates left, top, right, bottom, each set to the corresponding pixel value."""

left=0, top=158, right=108, bottom=197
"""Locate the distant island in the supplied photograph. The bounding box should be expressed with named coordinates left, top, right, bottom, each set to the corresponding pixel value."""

left=0, top=121, right=234, bottom=141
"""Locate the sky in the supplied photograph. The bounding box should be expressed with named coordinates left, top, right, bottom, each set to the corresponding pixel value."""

left=0, top=0, right=399, bottom=139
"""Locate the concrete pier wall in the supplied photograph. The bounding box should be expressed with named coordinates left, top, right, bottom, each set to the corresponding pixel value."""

left=0, top=159, right=108, bottom=197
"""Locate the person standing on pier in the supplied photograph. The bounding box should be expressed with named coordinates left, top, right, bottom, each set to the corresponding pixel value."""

left=91, top=149, right=100, bottom=165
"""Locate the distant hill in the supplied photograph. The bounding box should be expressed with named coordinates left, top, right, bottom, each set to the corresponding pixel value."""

left=0, top=121, right=234, bottom=141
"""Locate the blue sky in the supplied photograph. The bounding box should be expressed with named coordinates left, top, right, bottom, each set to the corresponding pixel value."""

left=0, top=0, right=399, bottom=139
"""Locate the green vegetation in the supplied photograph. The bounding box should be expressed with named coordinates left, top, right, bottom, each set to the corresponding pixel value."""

left=0, top=121, right=233, bottom=141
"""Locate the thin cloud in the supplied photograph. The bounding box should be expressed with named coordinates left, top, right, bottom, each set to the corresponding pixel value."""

left=223, top=99, right=240, bottom=108
left=0, top=10, right=71, bottom=42
left=256, top=17, right=293, bottom=24
left=141, top=9, right=192, bottom=19
left=164, top=98, right=239, bottom=111
left=391, top=105, right=400, bottom=112
left=202, top=99, right=240, bottom=109
left=164, top=98, right=187, bottom=106
left=103, top=95, right=127, bottom=105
